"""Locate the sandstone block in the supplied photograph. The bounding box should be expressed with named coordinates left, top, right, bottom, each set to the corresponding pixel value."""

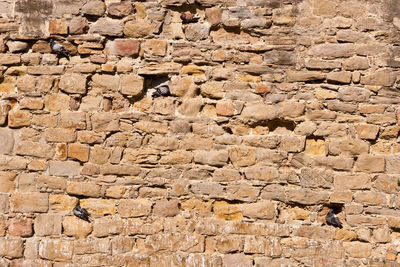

left=8, top=110, right=30, bottom=128
left=68, top=143, right=89, bottom=162
left=360, top=69, right=396, bottom=86
left=105, top=39, right=140, bottom=57
left=229, top=146, right=256, bottom=167
left=244, top=165, right=280, bottom=182
left=44, top=93, right=70, bottom=112
left=194, top=150, right=228, bottom=167
left=336, top=228, right=357, bottom=241
left=63, top=216, right=92, bottom=238
left=226, top=184, right=260, bottom=201
left=82, top=0, right=105, bottom=16
left=0, top=155, right=27, bottom=171
left=287, top=189, right=329, bottom=205
left=310, top=43, right=354, bottom=59
left=354, top=191, right=386, bottom=206
left=343, top=242, right=371, bottom=258
left=373, top=227, right=391, bottom=243
left=107, top=1, right=133, bottom=17
left=90, top=18, right=123, bottom=36
left=100, top=163, right=141, bottom=176
left=181, top=198, right=212, bottom=212
left=178, top=97, right=203, bottom=116
left=120, top=74, right=144, bottom=96
left=28, top=66, right=64, bottom=75
left=305, top=138, right=325, bottom=155
left=8, top=218, right=33, bottom=237
left=39, top=239, right=73, bottom=261
left=124, top=19, right=155, bottom=38
left=91, top=113, right=119, bottom=132
left=59, top=74, right=87, bottom=95
left=93, top=217, right=124, bottom=237
left=49, top=160, right=80, bottom=177
left=206, top=7, right=222, bottom=26
left=216, top=100, right=235, bottom=117
left=241, top=103, right=278, bottom=121
left=0, top=193, right=9, bottom=213
left=343, top=56, right=369, bottom=70
left=91, top=74, right=120, bottom=93
left=356, top=124, right=379, bottom=140
left=214, top=201, right=242, bottom=221
left=11, top=192, right=48, bottom=213
left=0, top=76, right=16, bottom=93
left=34, top=214, right=62, bottom=236
left=385, top=155, right=400, bottom=174
left=280, top=136, right=305, bottom=153
left=69, top=16, right=89, bottom=34
left=49, top=194, right=78, bottom=212
left=334, top=173, right=370, bottom=190
left=327, top=138, right=369, bottom=156
left=49, top=18, right=68, bottom=34
left=19, top=97, right=43, bottom=110
left=240, top=200, right=275, bottom=219
left=305, top=59, right=341, bottom=70
left=60, top=112, right=86, bottom=129
left=143, top=39, right=167, bottom=57
left=16, top=141, right=54, bottom=159
left=66, top=182, right=101, bottom=197
left=0, top=54, right=20, bottom=65
left=327, top=71, right=352, bottom=84
left=0, top=128, right=14, bottom=155
left=153, top=199, right=180, bottom=217
left=286, top=70, right=326, bottom=82
left=80, top=198, right=115, bottom=216
left=355, top=154, right=385, bottom=173
left=191, top=182, right=224, bottom=198
left=0, top=237, right=24, bottom=259
left=223, top=254, right=252, bottom=267
left=184, top=22, right=211, bottom=41
left=118, top=199, right=152, bottom=217
left=0, top=101, right=9, bottom=126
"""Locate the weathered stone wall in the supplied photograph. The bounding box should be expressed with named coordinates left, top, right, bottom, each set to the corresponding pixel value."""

left=1, top=0, right=400, bottom=266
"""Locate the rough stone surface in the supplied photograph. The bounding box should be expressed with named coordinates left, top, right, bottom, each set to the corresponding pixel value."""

left=0, top=0, right=398, bottom=265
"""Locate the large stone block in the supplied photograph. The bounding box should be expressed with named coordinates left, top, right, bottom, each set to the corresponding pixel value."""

left=0, top=128, right=14, bottom=155
left=89, top=18, right=123, bottom=36
left=59, top=74, right=87, bottom=95
left=118, top=199, right=152, bottom=217
left=105, top=39, right=140, bottom=57
left=34, top=214, right=62, bottom=236
left=0, top=237, right=24, bottom=259
left=11, top=192, right=48, bottom=213
left=66, top=182, right=101, bottom=197
left=39, top=239, right=73, bottom=261
left=62, top=216, right=92, bottom=238
left=49, top=161, right=80, bottom=177
left=120, top=74, right=144, bottom=96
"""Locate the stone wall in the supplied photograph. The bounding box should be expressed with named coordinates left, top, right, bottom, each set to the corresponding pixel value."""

left=0, top=0, right=400, bottom=266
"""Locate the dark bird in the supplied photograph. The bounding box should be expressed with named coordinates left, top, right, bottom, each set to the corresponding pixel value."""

left=180, top=11, right=200, bottom=24
left=73, top=205, right=90, bottom=222
left=50, top=39, right=70, bottom=60
left=326, top=209, right=342, bottom=228
left=152, top=85, right=171, bottom=98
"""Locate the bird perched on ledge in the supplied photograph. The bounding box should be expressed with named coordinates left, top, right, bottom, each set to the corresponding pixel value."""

left=180, top=11, right=200, bottom=24
left=326, top=209, right=342, bottom=228
left=73, top=205, right=90, bottom=222
left=152, top=85, right=171, bottom=98
left=50, top=38, right=70, bottom=60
